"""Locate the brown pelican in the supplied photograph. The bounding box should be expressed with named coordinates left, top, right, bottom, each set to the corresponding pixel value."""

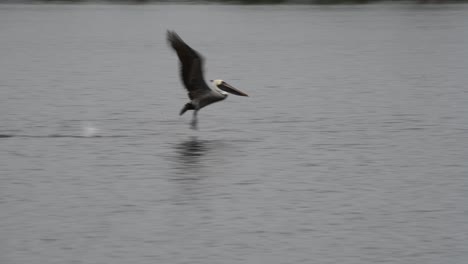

left=167, top=30, right=248, bottom=129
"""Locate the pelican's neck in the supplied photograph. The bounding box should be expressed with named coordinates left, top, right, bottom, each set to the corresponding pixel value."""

left=211, top=82, right=228, bottom=97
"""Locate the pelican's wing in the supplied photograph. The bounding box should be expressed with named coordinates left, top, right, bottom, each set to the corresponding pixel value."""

left=167, top=31, right=210, bottom=98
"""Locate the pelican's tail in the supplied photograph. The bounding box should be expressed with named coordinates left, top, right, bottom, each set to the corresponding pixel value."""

left=180, top=103, right=195, bottom=116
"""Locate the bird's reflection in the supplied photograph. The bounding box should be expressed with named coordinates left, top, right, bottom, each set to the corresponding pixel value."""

left=172, top=136, right=211, bottom=178
left=177, top=136, right=207, bottom=158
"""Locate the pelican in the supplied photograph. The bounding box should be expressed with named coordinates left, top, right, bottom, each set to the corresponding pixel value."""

left=167, top=30, right=248, bottom=129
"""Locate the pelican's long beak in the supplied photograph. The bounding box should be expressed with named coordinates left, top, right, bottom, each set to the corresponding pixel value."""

left=218, top=81, right=249, bottom=97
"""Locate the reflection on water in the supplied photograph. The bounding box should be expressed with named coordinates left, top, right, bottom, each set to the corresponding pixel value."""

left=172, top=136, right=211, bottom=178
left=171, top=137, right=230, bottom=179
left=176, top=136, right=208, bottom=159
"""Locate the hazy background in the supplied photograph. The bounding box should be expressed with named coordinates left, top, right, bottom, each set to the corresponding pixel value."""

left=1, top=2, right=467, bottom=264
left=1, top=0, right=468, bottom=4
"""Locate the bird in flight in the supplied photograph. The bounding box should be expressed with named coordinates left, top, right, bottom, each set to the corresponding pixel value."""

left=167, top=30, right=248, bottom=130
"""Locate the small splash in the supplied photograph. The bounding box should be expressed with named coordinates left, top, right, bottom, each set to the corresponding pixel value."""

left=81, top=122, right=100, bottom=137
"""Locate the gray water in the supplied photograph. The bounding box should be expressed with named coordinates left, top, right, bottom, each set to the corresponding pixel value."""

left=1, top=3, right=467, bottom=264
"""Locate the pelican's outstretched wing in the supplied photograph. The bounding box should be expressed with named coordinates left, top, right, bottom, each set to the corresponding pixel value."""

left=167, top=31, right=210, bottom=99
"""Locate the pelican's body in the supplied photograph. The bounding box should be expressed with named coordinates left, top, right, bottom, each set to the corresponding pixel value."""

left=179, top=79, right=231, bottom=115
left=167, top=31, right=248, bottom=129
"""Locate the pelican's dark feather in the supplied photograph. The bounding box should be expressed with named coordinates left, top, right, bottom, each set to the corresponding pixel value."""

left=167, top=31, right=210, bottom=99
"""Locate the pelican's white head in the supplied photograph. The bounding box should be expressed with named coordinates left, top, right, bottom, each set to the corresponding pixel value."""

left=211, top=79, right=227, bottom=95
left=209, top=79, right=249, bottom=97
left=212, top=79, right=224, bottom=86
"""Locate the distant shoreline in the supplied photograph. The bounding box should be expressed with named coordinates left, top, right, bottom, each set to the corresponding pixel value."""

left=1, top=0, right=467, bottom=5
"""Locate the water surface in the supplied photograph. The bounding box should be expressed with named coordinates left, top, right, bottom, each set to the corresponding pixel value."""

left=1, top=4, right=467, bottom=264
